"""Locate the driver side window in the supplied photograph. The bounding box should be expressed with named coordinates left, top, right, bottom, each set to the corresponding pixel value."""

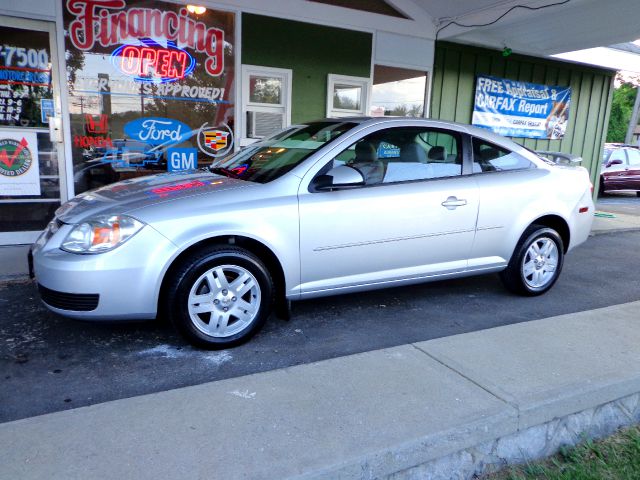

left=607, top=149, right=627, bottom=170
left=326, top=127, right=462, bottom=186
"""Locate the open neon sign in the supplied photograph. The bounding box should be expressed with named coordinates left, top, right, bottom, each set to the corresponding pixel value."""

left=111, top=40, right=196, bottom=83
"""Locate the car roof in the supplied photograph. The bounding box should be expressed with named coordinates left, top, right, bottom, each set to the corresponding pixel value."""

left=311, top=116, right=528, bottom=154
left=313, top=116, right=504, bottom=136
left=605, top=142, right=639, bottom=147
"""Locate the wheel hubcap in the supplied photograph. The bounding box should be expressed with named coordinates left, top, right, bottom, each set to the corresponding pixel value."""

left=187, top=265, right=261, bottom=338
left=522, top=237, right=559, bottom=289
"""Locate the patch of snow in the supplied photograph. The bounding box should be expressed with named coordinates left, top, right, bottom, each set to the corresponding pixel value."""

left=228, top=389, right=256, bottom=399
left=136, top=344, right=232, bottom=365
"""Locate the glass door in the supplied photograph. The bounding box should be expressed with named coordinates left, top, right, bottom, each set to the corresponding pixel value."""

left=0, top=16, right=67, bottom=245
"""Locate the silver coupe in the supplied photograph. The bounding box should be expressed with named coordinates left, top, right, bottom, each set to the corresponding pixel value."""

left=32, top=117, right=594, bottom=348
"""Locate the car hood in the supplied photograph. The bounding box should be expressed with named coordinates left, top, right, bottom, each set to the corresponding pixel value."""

left=56, top=171, right=252, bottom=224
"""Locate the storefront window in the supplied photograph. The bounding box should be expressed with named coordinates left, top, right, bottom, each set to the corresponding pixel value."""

left=370, top=65, right=427, bottom=117
left=0, top=22, right=61, bottom=234
left=63, top=0, right=236, bottom=194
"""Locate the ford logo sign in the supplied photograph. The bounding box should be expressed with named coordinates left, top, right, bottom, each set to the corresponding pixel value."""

left=124, top=117, right=192, bottom=145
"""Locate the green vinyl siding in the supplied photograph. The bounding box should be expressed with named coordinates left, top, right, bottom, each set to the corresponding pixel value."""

left=431, top=42, right=615, bottom=187
left=242, top=14, right=372, bottom=124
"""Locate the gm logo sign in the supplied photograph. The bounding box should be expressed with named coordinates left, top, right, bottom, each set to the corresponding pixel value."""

left=168, top=148, right=198, bottom=172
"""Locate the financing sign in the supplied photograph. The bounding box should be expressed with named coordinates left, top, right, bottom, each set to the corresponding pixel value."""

left=63, top=0, right=236, bottom=194
left=472, top=75, right=571, bottom=139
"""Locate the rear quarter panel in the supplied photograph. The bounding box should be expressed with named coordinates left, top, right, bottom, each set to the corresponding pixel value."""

left=469, top=165, right=592, bottom=268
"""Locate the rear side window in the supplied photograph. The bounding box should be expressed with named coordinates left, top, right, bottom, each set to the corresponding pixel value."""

left=472, top=138, right=535, bottom=172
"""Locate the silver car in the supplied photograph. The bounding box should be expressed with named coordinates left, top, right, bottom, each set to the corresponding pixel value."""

left=32, top=118, right=594, bottom=348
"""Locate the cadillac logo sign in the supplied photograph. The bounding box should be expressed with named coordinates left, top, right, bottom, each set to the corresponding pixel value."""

left=197, top=122, right=233, bottom=157
left=204, top=130, right=229, bottom=151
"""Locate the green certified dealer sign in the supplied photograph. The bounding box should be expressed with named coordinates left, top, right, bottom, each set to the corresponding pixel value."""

left=0, top=137, right=33, bottom=177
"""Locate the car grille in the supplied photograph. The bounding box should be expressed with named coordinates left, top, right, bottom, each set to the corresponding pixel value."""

left=38, top=284, right=99, bottom=312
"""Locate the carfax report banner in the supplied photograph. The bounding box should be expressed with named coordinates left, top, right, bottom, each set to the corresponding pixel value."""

left=472, top=75, right=571, bottom=139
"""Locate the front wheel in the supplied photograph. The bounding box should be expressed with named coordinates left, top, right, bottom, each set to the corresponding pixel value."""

left=166, top=246, right=274, bottom=349
left=500, top=226, right=564, bottom=296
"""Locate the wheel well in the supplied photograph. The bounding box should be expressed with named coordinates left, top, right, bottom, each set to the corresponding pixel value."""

left=158, top=235, right=287, bottom=314
left=530, top=215, right=570, bottom=253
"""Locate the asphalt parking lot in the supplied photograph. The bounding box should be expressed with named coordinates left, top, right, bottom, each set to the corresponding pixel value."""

left=1, top=227, right=639, bottom=423
left=597, top=192, right=640, bottom=216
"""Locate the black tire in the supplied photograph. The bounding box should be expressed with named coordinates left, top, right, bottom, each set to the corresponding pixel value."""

left=598, top=177, right=606, bottom=197
left=635, top=191, right=640, bottom=198
left=500, top=225, right=564, bottom=296
left=166, top=246, right=274, bottom=349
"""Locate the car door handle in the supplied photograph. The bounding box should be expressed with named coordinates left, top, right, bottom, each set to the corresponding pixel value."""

left=441, top=196, right=467, bottom=210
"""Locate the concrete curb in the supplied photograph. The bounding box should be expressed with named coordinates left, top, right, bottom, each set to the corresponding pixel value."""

left=590, top=227, right=640, bottom=236
left=392, top=392, right=640, bottom=479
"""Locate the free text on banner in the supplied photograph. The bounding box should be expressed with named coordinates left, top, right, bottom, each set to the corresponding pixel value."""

left=472, top=75, right=571, bottom=139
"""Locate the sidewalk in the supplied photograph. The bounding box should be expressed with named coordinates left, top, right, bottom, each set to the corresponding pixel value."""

left=591, top=211, right=640, bottom=234
left=593, top=195, right=640, bottom=234
left=1, top=301, right=639, bottom=479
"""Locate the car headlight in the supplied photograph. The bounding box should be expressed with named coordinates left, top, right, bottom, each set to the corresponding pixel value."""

left=34, top=218, right=60, bottom=249
left=61, top=215, right=145, bottom=254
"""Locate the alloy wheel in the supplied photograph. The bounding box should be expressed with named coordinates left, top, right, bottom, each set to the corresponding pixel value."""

left=521, top=237, right=559, bottom=289
left=187, top=264, right=261, bottom=337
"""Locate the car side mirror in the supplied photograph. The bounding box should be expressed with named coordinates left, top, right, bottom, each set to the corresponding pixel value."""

left=606, top=159, right=623, bottom=168
left=312, top=165, right=365, bottom=191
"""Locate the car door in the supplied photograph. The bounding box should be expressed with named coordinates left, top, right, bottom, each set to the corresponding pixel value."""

left=602, top=148, right=629, bottom=191
left=624, top=148, right=640, bottom=190
left=296, top=125, right=479, bottom=296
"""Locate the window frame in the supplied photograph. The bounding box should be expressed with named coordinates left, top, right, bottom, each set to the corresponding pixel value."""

left=326, top=74, right=371, bottom=118
left=241, top=65, right=292, bottom=147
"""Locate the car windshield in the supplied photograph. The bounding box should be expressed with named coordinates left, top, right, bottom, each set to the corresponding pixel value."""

left=602, top=148, right=614, bottom=163
left=209, top=121, right=357, bottom=183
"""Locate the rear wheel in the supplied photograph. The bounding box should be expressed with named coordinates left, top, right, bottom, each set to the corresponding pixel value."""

left=166, top=246, right=274, bottom=349
left=500, top=225, right=564, bottom=296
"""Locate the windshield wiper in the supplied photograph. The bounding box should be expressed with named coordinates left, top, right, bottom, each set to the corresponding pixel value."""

left=209, top=167, right=241, bottom=179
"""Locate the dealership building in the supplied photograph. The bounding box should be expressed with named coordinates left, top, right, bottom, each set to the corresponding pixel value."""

left=0, top=0, right=638, bottom=271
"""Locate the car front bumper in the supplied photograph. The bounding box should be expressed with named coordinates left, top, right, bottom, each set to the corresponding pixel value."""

left=32, top=221, right=177, bottom=320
